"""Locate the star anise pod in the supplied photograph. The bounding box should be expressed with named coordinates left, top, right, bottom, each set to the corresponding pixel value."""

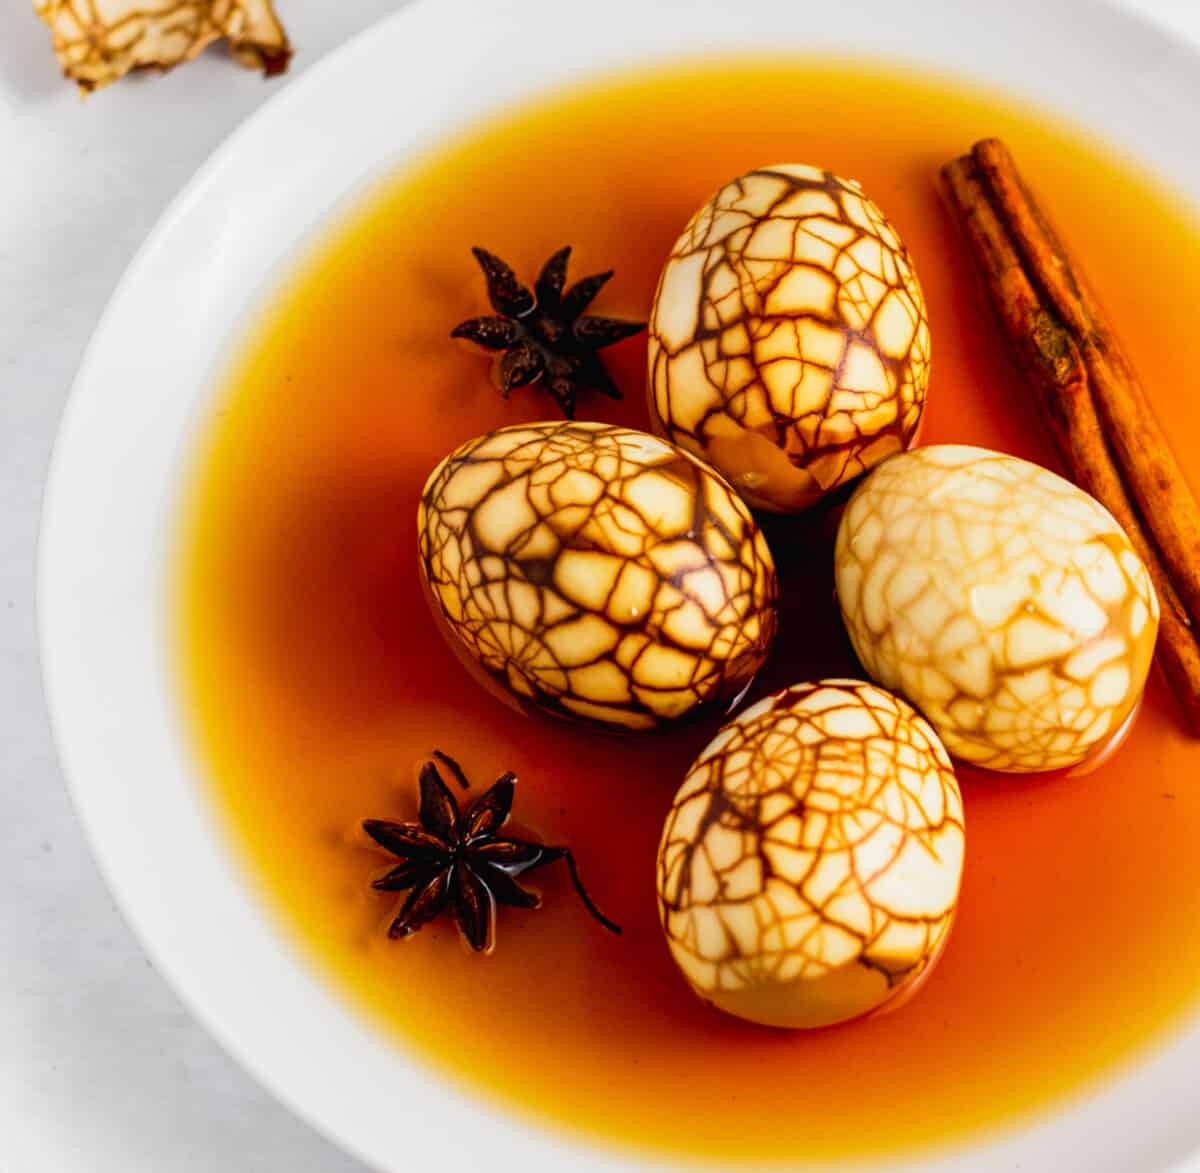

left=451, top=246, right=645, bottom=418
left=362, top=749, right=622, bottom=953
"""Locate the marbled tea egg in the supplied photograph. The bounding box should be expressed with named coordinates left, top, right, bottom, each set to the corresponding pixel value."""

left=418, top=421, right=778, bottom=731
left=648, top=165, right=931, bottom=513
left=657, top=679, right=964, bottom=1029
left=835, top=445, right=1160, bottom=773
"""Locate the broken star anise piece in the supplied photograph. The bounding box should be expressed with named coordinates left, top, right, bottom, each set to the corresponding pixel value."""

left=362, top=750, right=622, bottom=954
left=451, top=246, right=645, bottom=419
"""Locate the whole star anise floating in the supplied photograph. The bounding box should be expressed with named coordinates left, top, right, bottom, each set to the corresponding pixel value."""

left=362, top=750, right=622, bottom=953
left=451, top=246, right=645, bottom=418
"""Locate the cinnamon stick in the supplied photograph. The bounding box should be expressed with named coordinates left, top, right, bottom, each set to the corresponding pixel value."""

left=972, top=138, right=1200, bottom=632
left=941, top=148, right=1200, bottom=730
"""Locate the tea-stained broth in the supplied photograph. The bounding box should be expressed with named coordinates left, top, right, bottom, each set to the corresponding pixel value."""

left=177, top=59, right=1200, bottom=1160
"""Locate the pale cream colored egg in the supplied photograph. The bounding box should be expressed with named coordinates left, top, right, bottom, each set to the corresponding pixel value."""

left=657, top=679, right=964, bottom=1029
left=835, top=445, right=1160, bottom=773
left=647, top=164, right=931, bottom=513
left=418, top=420, right=778, bottom=731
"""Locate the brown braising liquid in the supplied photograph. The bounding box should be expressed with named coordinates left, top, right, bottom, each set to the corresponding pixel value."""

left=176, top=60, right=1200, bottom=1161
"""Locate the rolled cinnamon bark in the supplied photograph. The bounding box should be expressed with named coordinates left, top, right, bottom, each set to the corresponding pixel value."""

left=971, top=137, right=1200, bottom=634
left=941, top=149, right=1200, bottom=730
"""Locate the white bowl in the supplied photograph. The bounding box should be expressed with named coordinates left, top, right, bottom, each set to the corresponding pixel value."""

left=38, top=2, right=1200, bottom=1170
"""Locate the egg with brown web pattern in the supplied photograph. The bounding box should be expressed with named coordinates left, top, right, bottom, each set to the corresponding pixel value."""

left=656, top=679, right=965, bottom=1028
left=647, top=164, right=930, bottom=513
left=418, top=421, right=778, bottom=731
left=835, top=445, right=1159, bottom=773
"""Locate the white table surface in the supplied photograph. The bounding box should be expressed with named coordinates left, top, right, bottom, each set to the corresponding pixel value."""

left=3, top=3, right=1199, bottom=1171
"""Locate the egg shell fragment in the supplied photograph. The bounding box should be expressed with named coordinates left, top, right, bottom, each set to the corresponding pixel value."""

left=835, top=445, right=1160, bottom=773
left=647, top=164, right=931, bottom=513
left=657, top=679, right=965, bottom=1029
left=418, top=421, right=778, bottom=731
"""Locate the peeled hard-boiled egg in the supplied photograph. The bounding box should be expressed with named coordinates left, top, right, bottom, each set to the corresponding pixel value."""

left=657, top=679, right=964, bottom=1029
left=835, top=445, right=1159, bottom=773
left=418, top=420, right=778, bottom=731
left=647, top=164, right=931, bottom=513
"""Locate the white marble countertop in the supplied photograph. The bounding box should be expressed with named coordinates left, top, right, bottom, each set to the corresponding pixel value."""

left=3, top=2, right=1199, bottom=1170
